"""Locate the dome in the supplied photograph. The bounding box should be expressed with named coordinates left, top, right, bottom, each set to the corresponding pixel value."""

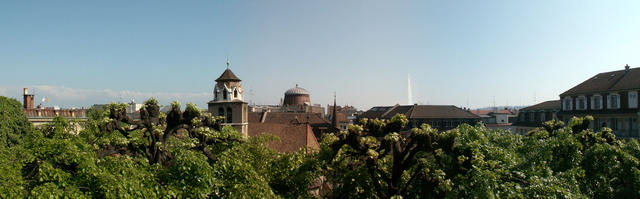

left=285, top=84, right=310, bottom=96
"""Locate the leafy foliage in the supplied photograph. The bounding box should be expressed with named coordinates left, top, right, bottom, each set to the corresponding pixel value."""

left=0, top=97, right=316, bottom=198
left=2, top=94, right=640, bottom=198
left=320, top=114, right=640, bottom=198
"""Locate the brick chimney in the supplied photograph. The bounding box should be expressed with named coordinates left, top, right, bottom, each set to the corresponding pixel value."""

left=23, top=88, right=34, bottom=109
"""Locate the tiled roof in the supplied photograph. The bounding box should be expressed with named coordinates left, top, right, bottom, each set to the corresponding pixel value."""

left=248, top=123, right=319, bottom=153
left=360, top=105, right=480, bottom=119
left=561, top=67, right=640, bottom=96
left=520, top=100, right=560, bottom=111
left=334, top=112, right=350, bottom=123
left=248, top=112, right=330, bottom=125
left=215, top=69, right=241, bottom=81
left=23, top=108, right=87, bottom=118
left=409, top=105, right=480, bottom=119
left=357, top=106, right=393, bottom=119
left=472, top=109, right=515, bottom=116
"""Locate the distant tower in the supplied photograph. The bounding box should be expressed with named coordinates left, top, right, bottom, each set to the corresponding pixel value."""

left=23, top=88, right=34, bottom=109
left=207, top=59, right=248, bottom=137
left=331, top=92, right=339, bottom=130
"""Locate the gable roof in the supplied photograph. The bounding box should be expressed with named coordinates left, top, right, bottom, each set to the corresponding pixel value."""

left=248, top=123, right=319, bottom=153
left=215, top=69, right=241, bottom=82
left=359, top=105, right=480, bottom=120
left=408, top=105, right=480, bottom=119
left=357, top=106, right=393, bottom=119
left=520, top=100, right=561, bottom=111
left=561, top=67, right=640, bottom=96
left=248, top=112, right=330, bottom=125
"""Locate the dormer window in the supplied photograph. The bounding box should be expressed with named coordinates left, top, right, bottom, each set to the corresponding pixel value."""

left=629, top=91, right=638, bottom=108
left=591, top=95, right=602, bottom=110
left=563, top=97, right=573, bottom=111
left=608, top=93, right=620, bottom=109
left=577, top=96, right=586, bottom=110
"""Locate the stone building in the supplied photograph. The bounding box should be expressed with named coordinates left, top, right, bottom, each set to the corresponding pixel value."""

left=207, top=61, right=321, bottom=152
left=20, top=88, right=88, bottom=133
left=207, top=61, right=249, bottom=137
left=559, top=65, right=640, bottom=138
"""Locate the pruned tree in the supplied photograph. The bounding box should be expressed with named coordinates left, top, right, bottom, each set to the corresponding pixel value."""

left=95, top=98, right=238, bottom=165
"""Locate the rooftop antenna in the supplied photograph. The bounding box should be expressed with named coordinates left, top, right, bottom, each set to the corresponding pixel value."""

left=492, top=96, right=496, bottom=109
left=408, top=73, right=413, bottom=105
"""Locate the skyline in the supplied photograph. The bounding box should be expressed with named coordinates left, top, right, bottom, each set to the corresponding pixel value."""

left=2, top=1, right=640, bottom=110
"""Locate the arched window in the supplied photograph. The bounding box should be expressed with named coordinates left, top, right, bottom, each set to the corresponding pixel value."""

left=218, top=107, right=225, bottom=117
left=234, top=89, right=238, bottom=98
left=223, top=90, right=228, bottom=100
left=226, top=107, right=233, bottom=123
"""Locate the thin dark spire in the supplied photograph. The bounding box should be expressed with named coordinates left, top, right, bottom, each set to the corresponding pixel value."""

left=332, top=92, right=339, bottom=130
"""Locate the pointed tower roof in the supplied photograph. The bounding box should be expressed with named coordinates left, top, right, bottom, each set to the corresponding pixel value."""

left=215, top=59, right=241, bottom=82
left=216, top=69, right=241, bottom=82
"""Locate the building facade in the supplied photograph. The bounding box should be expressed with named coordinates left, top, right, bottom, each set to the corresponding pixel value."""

left=559, top=65, right=640, bottom=138
left=207, top=62, right=249, bottom=137
left=359, top=104, right=480, bottom=132
left=512, top=100, right=560, bottom=135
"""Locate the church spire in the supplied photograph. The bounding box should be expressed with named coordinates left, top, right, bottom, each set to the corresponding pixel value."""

left=332, top=92, right=339, bottom=130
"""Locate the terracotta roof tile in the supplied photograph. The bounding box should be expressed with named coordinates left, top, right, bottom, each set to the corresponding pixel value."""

left=248, top=123, right=319, bottom=153
left=22, top=109, right=87, bottom=118
left=248, top=112, right=329, bottom=125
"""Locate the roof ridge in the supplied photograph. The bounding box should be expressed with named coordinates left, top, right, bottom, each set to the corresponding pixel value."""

left=606, top=69, right=630, bottom=90
left=380, top=104, right=400, bottom=118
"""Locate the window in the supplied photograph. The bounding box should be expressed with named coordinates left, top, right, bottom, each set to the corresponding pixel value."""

left=591, top=95, right=602, bottom=110
left=218, top=107, right=225, bottom=117
left=629, top=91, right=638, bottom=108
left=540, top=112, right=546, bottom=122
left=214, top=89, right=218, bottom=100
left=564, top=97, right=573, bottom=111
left=529, top=112, right=535, bottom=122
left=611, top=118, right=619, bottom=131
left=608, top=93, right=620, bottom=109
left=577, top=96, right=586, bottom=110
left=226, top=107, right=232, bottom=123
left=223, top=90, right=228, bottom=100
left=234, top=89, right=238, bottom=98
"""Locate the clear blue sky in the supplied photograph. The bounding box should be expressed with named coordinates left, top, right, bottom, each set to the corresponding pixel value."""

left=1, top=0, right=639, bottom=110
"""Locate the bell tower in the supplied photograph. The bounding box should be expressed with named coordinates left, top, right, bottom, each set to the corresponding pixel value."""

left=207, top=59, right=248, bottom=137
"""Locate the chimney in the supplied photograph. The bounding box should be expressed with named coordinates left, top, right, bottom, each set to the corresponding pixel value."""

left=23, top=88, right=35, bottom=109
left=625, top=64, right=630, bottom=71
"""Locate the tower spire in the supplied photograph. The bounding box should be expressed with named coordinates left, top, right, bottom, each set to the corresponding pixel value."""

left=332, top=92, right=339, bottom=130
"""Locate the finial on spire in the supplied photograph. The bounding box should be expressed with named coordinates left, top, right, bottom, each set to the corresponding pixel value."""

left=226, top=57, right=230, bottom=69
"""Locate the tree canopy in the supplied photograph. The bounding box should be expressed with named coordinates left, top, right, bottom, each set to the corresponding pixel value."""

left=1, top=95, right=639, bottom=198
